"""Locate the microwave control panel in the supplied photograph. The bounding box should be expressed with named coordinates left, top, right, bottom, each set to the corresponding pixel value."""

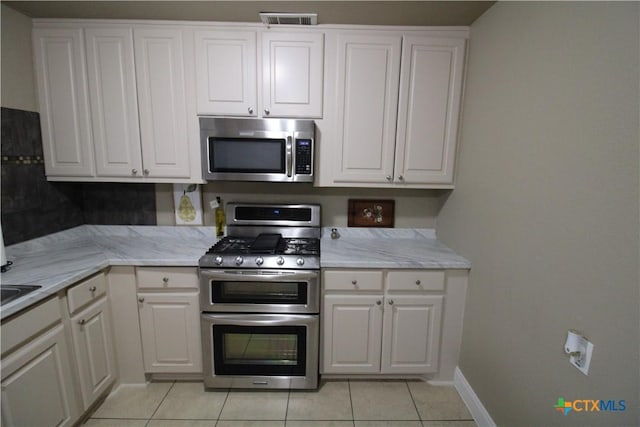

left=295, top=139, right=313, bottom=174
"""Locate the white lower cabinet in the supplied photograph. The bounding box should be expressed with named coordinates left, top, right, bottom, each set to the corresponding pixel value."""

left=69, top=297, right=116, bottom=408
left=322, top=269, right=444, bottom=375
left=1, top=298, right=81, bottom=427
left=136, top=267, right=202, bottom=373
left=66, top=272, right=117, bottom=409
left=323, top=294, right=383, bottom=373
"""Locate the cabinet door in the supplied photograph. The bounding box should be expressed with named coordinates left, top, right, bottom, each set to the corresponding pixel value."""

left=195, top=29, right=257, bottom=116
left=395, top=36, right=465, bottom=184
left=1, top=324, right=80, bottom=427
left=137, top=292, right=202, bottom=373
left=262, top=32, right=324, bottom=118
left=381, top=294, right=443, bottom=374
left=332, top=33, right=401, bottom=183
left=85, top=27, right=143, bottom=178
left=134, top=28, right=191, bottom=178
left=322, top=294, right=383, bottom=373
left=70, top=297, right=116, bottom=408
left=33, top=27, right=94, bottom=177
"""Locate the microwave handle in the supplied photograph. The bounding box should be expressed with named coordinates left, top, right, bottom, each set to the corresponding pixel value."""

left=286, top=136, right=293, bottom=178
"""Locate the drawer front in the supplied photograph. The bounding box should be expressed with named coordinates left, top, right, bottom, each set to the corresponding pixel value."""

left=1, top=296, right=61, bottom=356
left=136, top=267, right=198, bottom=290
left=386, top=270, right=445, bottom=292
left=324, top=270, right=383, bottom=291
left=67, top=273, right=107, bottom=314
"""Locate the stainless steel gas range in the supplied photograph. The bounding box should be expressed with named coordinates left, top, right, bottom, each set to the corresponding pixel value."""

left=199, top=203, right=320, bottom=389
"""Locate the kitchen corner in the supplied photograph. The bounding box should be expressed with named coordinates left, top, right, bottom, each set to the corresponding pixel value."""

left=0, top=225, right=216, bottom=319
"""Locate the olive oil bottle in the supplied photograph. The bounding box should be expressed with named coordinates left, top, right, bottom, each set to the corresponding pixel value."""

left=214, top=196, right=225, bottom=237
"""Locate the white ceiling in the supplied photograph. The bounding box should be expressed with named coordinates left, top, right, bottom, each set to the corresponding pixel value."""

left=3, top=1, right=495, bottom=26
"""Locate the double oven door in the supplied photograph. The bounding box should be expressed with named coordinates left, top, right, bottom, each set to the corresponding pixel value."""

left=200, top=269, right=319, bottom=389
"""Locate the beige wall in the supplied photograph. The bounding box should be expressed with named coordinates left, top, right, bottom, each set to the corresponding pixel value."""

left=1, top=4, right=37, bottom=111
left=156, top=182, right=445, bottom=228
left=437, top=2, right=639, bottom=426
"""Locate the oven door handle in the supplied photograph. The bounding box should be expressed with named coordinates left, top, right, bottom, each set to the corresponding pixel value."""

left=202, top=313, right=318, bottom=327
left=200, top=270, right=318, bottom=282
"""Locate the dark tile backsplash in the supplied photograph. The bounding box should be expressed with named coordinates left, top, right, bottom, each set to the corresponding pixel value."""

left=1, top=107, right=156, bottom=245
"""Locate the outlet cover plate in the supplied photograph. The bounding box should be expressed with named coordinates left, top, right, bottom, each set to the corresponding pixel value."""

left=570, top=341, right=594, bottom=375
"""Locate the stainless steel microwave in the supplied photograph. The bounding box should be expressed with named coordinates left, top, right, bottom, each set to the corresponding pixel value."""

left=200, top=117, right=315, bottom=182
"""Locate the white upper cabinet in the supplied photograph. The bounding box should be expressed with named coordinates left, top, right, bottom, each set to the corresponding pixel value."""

left=85, top=27, right=143, bottom=178
left=262, top=32, right=324, bottom=118
left=33, top=22, right=201, bottom=183
left=195, top=28, right=324, bottom=118
left=331, top=33, right=402, bottom=183
left=195, top=30, right=257, bottom=116
left=33, top=27, right=95, bottom=177
left=395, top=36, right=466, bottom=185
left=317, top=30, right=467, bottom=188
left=134, top=28, right=192, bottom=179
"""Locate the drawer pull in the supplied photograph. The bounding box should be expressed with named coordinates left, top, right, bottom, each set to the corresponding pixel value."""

left=138, top=297, right=145, bottom=303
left=376, top=300, right=382, bottom=305
left=351, top=280, right=357, bottom=285
left=78, top=319, right=86, bottom=325
left=415, top=280, right=421, bottom=286
left=89, top=286, right=97, bottom=292
left=162, top=277, right=169, bottom=284
left=388, top=299, right=394, bottom=305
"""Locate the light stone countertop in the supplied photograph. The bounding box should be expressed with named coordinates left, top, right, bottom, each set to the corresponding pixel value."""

left=320, top=227, right=471, bottom=269
left=1, top=225, right=469, bottom=319
left=1, top=225, right=217, bottom=319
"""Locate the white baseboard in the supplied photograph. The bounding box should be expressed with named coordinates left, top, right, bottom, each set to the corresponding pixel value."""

left=454, top=367, right=497, bottom=427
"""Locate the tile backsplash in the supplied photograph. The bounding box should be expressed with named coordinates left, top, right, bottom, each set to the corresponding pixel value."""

left=1, top=107, right=156, bottom=245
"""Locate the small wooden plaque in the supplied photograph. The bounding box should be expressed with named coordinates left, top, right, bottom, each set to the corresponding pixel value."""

left=348, top=199, right=395, bottom=228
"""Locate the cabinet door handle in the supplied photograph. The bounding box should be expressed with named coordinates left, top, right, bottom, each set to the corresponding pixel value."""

left=398, top=175, right=404, bottom=181
left=264, top=108, right=270, bottom=116
left=78, top=319, right=86, bottom=325
left=89, top=286, right=97, bottom=292
left=138, top=297, right=145, bottom=303
left=376, top=300, right=382, bottom=305
left=248, top=106, right=254, bottom=114
left=132, top=169, right=138, bottom=175
left=386, top=175, right=392, bottom=181
left=415, top=280, right=421, bottom=286
left=143, top=169, right=150, bottom=176
left=162, top=277, right=169, bottom=284
left=388, top=299, right=394, bottom=305
left=351, top=280, right=357, bottom=285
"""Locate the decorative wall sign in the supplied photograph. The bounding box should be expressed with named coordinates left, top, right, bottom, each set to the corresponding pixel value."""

left=173, top=184, right=203, bottom=225
left=348, top=199, right=395, bottom=228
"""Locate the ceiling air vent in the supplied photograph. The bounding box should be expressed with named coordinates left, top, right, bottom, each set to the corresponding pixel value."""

left=259, top=12, right=318, bottom=26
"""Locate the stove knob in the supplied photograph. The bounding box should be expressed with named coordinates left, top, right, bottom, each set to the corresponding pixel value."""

left=235, top=256, right=244, bottom=266
left=296, top=258, right=305, bottom=266
left=214, top=256, right=223, bottom=265
left=255, top=256, right=264, bottom=266
left=276, top=256, right=285, bottom=266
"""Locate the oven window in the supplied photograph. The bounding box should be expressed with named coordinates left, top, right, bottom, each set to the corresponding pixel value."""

left=212, top=281, right=308, bottom=305
left=209, top=137, right=285, bottom=173
left=213, top=325, right=306, bottom=375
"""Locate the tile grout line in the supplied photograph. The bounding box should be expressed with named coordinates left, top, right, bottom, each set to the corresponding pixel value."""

left=406, top=380, right=425, bottom=423
left=214, top=388, right=232, bottom=426
left=284, top=388, right=291, bottom=424
left=347, top=379, right=355, bottom=425
left=147, top=381, right=176, bottom=424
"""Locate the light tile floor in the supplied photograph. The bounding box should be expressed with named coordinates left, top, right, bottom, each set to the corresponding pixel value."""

left=86, top=380, right=477, bottom=427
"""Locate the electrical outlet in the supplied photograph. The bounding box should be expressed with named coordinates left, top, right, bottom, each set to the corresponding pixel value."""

left=570, top=340, right=594, bottom=375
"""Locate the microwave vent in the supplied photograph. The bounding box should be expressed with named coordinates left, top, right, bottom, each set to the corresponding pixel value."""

left=259, top=12, right=318, bottom=26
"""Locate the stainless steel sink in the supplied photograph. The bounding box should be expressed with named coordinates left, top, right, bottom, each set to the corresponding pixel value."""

left=0, top=285, right=41, bottom=305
